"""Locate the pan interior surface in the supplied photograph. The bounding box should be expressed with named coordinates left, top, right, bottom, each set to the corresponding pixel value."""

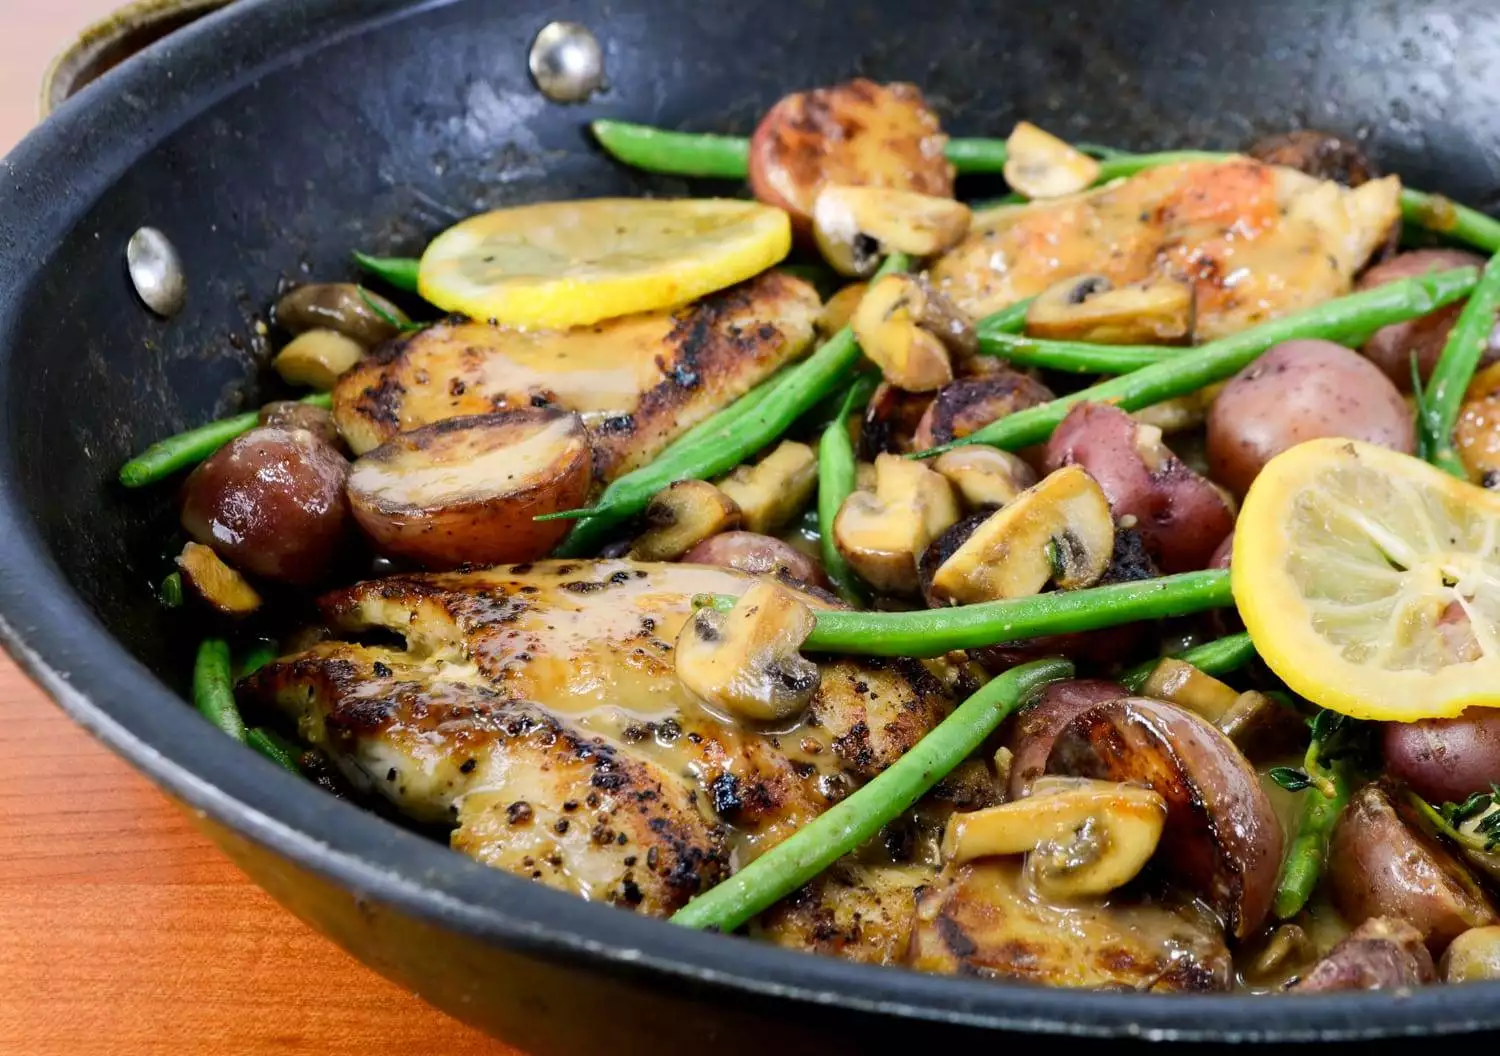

left=2, top=0, right=1500, bottom=1042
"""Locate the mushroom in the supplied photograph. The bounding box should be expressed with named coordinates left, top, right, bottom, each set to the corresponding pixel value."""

left=175, top=541, right=262, bottom=616
left=1047, top=696, right=1285, bottom=938
left=273, top=329, right=366, bottom=391
left=832, top=453, right=960, bottom=595
left=715, top=440, right=818, bottom=534
left=931, top=446, right=1038, bottom=510
left=943, top=776, right=1167, bottom=899
left=852, top=274, right=977, bottom=392
left=1139, top=658, right=1241, bottom=723
left=1002, top=121, right=1101, bottom=200
left=628, top=480, right=743, bottom=561
left=928, top=465, right=1114, bottom=605
left=274, top=282, right=407, bottom=347
left=674, top=580, right=821, bottom=722
left=1027, top=273, right=1194, bottom=345
left=812, top=184, right=972, bottom=277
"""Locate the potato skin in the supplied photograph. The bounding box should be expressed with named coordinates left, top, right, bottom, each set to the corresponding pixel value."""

left=1044, top=402, right=1233, bottom=572
left=1047, top=696, right=1284, bottom=938
left=1356, top=249, right=1490, bottom=389
left=258, top=400, right=343, bottom=449
left=347, top=409, right=592, bottom=569
left=748, top=79, right=953, bottom=235
left=1383, top=709, right=1500, bottom=806
left=682, top=531, right=830, bottom=589
left=180, top=426, right=350, bottom=585
left=1327, top=782, right=1497, bottom=955
left=1206, top=339, right=1414, bottom=496
left=1002, top=679, right=1126, bottom=800
left=1288, top=917, right=1435, bottom=992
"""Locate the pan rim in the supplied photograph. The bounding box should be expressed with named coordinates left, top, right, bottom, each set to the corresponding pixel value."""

left=0, top=0, right=1493, bottom=1039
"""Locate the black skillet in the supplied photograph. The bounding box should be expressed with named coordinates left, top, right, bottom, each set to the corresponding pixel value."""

left=2, top=0, right=1499, bottom=1050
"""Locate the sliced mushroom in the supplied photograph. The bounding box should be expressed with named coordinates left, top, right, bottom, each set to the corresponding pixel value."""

left=943, top=776, right=1166, bottom=900
left=715, top=440, right=818, bottom=534
left=910, top=370, right=1055, bottom=452
left=931, top=446, right=1037, bottom=510
left=817, top=281, right=868, bottom=337
left=275, top=283, right=407, bottom=347
left=175, top=541, right=262, bottom=616
left=273, top=329, right=366, bottom=391
left=1047, top=696, right=1285, bottom=938
left=1028, top=273, right=1194, bottom=345
left=1139, top=658, right=1241, bottom=723
left=674, top=580, right=820, bottom=722
left=628, top=480, right=742, bottom=562
left=1002, top=122, right=1101, bottom=200
left=813, top=185, right=972, bottom=277
left=852, top=274, right=977, bottom=392
left=929, top=465, right=1114, bottom=605
left=833, top=453, right=959, bottom=596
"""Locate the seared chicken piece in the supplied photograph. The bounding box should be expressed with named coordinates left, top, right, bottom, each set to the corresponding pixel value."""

left=755, top=861, right=934, bottom=965
left=242, top=561, right=950, bottom=909
left=246, top=642, right=728, bottom=912
left=929, top=159, right=1400, bottom=340
left=908, top=860, right=1233, bottom=991
left=332, top=272, right=820, bottom=479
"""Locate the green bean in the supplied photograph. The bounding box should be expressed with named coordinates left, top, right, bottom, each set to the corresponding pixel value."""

left=119, top=392, right=335, bottom=488
left=236, top=639, right=280, bottom=679
left=247, top=728, right=302, bottom=773
left=976, top=296, right=1034, bottom=336
left=159, top=571, right=184, bottom=609
left=1273, top=763, right=1352, bottom=919
left=1422, top=250, right=1500, bottom=477
left=818, top=377, right=878, bottom=604
left=977, top=330, right=1182, bottom=374
left=1119, top=631, right=1257, bottom=693
left=701, top=569, right=1229, bottom=657
left=672, top=656, right=1072, bottom=931
left=591, top=120, right=752, bottom=179
left=920, top=267, right=1479, bottom=457
left=1401, top=189, right=1500, bottom=254
left=192, top=639, right=246, bottom=742
left=352, top=251, right=421, bottom=293
left=1094, top=150, right=1232, bottom=181
left=555, top=254, right=912, bottom=555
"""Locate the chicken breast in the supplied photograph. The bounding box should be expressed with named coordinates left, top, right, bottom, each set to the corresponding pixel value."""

left=929, top=159, right=1401, bottom=340
left=754, top=861, right=935, bottom=965
left=332, top=272, right=821, bottom=480
left=908, top=860, right=1233, bottom=991
left=241, top=560, right=951, bottom=911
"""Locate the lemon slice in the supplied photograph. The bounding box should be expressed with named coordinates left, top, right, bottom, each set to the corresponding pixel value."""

left=1233, top=437, right=1500, bottom=721
left=418, top=198, right=791, bottom=328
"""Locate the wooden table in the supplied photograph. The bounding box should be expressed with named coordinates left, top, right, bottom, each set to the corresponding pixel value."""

left=0, top=6, right=516, bottom=1054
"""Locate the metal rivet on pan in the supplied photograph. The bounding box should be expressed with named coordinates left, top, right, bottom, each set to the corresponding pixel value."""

left=528, top=21, right=604, bottom=103
left=126, top=227, right=186, bottom=317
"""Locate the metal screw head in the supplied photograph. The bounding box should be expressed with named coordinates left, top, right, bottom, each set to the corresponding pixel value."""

left=126, top=227, right=186, bottom=317
left=528, top=21, right=604, bottom=103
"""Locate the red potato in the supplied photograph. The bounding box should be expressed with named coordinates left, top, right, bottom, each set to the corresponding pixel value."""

left=180, top=426, right=350, bottom=585
left=748, top=80, right=954, bottom=236
left=911, top=371, right=1056, bottom=452
left=1245, top=129, right=1379, bottom=187
left=346, top=409, right=592, bottom=569
left=1288, top=917, right=1435, bottom=992
left=1047, top=696, right=1284, bottom=938
left=682, top=531, right=830, bottom=589
left=1206, top=339, right=1414, bottom=496
left=1383, top=708, right=1500, bottom=806
left=1356, top=249, right=1491, bottom=389
left=1326, top=782, right=1497, bottom=955
left=1044, top=402, right=1233, bottom=573
left=1002, top=679, right=1127, bottom=800
left=258, top=400, right=343, bottom=449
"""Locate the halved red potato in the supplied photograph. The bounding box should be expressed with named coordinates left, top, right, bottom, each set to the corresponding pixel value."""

left=347, top=409, right=592, bottom=569
left=749, top=79, right=954, bottom=236
left=1047, top=696, right=1284, bottom=938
